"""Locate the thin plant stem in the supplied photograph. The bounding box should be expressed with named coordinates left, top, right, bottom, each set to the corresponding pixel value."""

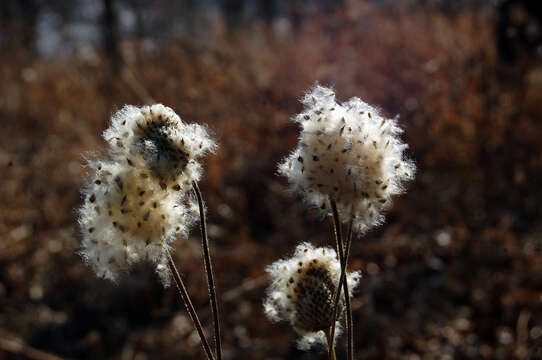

left=325, top=328, right=337, bottom=360
left=192, top=181, right=222, bottom=360
left=166, top=250, right=216, bottom=360
left=328, top=199, right=346, bottom=358
left=343, top=220, right=354, bottom=360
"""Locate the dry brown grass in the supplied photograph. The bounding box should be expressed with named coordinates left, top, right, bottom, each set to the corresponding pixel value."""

left=0, top=3, right=541, bottom=359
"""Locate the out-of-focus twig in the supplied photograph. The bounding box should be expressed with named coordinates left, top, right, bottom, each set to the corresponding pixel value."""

left=121, top=68, right=154, bottom=104
left=0, top=335, right=68, bottom=360
left=221, top=276, right=267, bottom=303
left=515, top=310, right=530, bottom=359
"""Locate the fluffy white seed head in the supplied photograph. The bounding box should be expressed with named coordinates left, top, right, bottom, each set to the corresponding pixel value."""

left=104, top=104, right=216, bottom=192
left=263, top=242, right=361, bottom=350
left=78, top=160, right=198, bottom=285
left=278, top=85, right=416, bottom=233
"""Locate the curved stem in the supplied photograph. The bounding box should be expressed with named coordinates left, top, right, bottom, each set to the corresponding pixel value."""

left=328, top=199, right=346, bottom=358
left=344, top=220, right=354, bottom=360
left=166, top=250, right=215, bottom=360
left=193, top=181, right=222, bottom=360
left=325, top=327, right=337, bottom=360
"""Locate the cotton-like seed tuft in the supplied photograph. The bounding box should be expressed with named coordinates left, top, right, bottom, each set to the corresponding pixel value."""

left=104, top=104, right=216, bottom=192
left=278, top=85, right=415, bottom=233
left=79, top=104, right=213, bottom=285
left=78, top=161, right=197, bottom=284
left=263, top=242, right=361, bottom=350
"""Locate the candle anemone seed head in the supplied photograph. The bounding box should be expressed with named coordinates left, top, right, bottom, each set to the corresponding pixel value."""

left=263, top=242, right=361, bottom=350
left=78, top=160, right=198, bottom=285
left=278, top=85, right=416, bottom=233
left=104, top=104, right=217, bottom=192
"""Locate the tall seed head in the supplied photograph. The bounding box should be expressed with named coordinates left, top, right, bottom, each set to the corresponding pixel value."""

left=78, top=104, right=214, bottom=285
left=278, top=85, right=416, bottom=233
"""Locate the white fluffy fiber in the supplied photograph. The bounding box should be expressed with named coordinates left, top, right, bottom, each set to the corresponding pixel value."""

left=103, top=104, right=216, bottom=192
left=79, top=104, right=213, bottom=285
left=278, top=85, right=415, bottom=233
left=263, top=242, right=360, bottom=350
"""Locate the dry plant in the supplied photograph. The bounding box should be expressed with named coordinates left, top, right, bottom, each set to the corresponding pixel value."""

left=267, top=84, right=415, bottom=358
left=1, top=2, right=542, bottom=359
left=78, top=104, right=221, bottom=359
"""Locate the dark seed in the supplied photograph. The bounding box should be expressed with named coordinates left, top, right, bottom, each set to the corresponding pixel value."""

left=114, top=176, right=123, bottom=190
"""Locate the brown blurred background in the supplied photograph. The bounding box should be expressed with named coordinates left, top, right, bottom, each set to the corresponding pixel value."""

left=1, top=0, right=542, bottom=359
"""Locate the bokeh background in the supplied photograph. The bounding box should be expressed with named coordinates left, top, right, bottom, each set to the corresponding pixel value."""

left=1, top=0, right=542, bottom=359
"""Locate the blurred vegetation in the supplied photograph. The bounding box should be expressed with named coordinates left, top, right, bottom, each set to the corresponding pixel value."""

left=1, top=0, right=542, bottom=359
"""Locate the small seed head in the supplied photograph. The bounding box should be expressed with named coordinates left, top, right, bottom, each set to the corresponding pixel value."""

left=263, top=242, right=360, bottom=350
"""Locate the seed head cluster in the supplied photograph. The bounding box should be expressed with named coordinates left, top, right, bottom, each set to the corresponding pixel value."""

left=79, top=104, right=215, bottom=284
left=278, top=85, right=415, bottom=232
left=263, top=242, right=361, bottom=350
